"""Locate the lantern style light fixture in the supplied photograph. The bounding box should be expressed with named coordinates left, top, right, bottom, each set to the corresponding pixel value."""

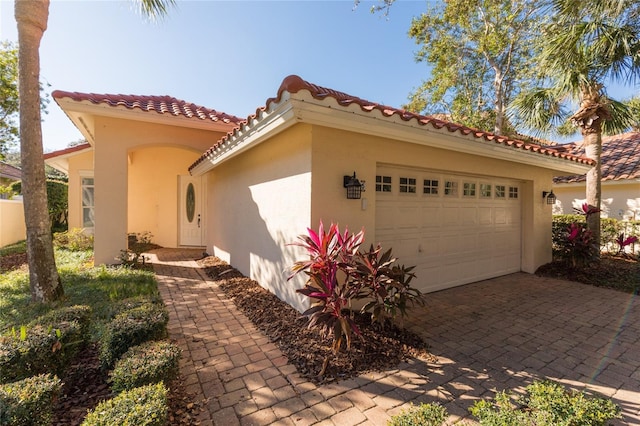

left=343, top=172, right=365, bottom=199
left=542, top=190, right=557, bottom=205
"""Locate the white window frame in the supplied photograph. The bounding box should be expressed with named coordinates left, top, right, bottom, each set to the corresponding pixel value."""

left=79, top=171, right=95, bottom=232
left=423, top=178, right=439, bottom=196
left=375, top=175, right=392, bottom=193
left=399, top=176, right=417, bottom=194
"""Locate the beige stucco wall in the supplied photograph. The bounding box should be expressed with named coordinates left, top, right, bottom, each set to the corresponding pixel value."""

left=553, top=181, right=640, bottom=221
left=0, top=199, right=26, bottom=247
left=205, top=124, right=313, bottom=312
left=204, top=122, right=562, bottom=312
left=89, top=116, right=224, bottom=264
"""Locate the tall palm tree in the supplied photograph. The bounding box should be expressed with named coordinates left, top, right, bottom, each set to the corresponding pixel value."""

left=511, top=0, right=639, bottom=250
left=14, top=0, right=175, bottom=302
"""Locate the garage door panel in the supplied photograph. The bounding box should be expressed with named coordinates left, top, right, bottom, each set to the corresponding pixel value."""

left=376, top=167, right=521, bottom=293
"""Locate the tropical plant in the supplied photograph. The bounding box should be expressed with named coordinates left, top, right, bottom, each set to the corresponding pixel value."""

left=556, top=203, right=601, bottom=268
left=510, top=0, right=640, bottom=249
left=615, top=233, right=638, bottom=257
left=290, top=222, right=423, bottom=354
left=14, top=0, right=175, bottom=302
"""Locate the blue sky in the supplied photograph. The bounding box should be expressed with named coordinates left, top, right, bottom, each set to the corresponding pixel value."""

left=1, top=0, right=638, bottom=152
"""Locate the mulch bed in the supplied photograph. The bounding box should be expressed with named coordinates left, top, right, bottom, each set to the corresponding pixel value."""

left=0, top=252, right=28, bottom=273
left=197, top=256, right=434, bottom=384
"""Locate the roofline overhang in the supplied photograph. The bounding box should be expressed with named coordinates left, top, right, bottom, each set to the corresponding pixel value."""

left=55, top=97, right=238, bottom=145
left=43, top=143, right=93, bottom=174
left=191, top=91, right=593, bottom=176
left=554, top=178, right=640, bottom=188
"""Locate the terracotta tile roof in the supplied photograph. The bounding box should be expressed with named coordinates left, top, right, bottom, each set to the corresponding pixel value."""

left=52, top=91, right=244, bottom=125
left=554, top=132, right=640, bottom=184
left=190, top=75, right=593, bottom=171
left=44, top=142, right=92, bottom=160
left=0, top=161, right=21, bottom=180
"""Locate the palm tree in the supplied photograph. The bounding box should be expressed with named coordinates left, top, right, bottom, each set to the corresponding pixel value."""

left=14, top=0, right=175, bottom=302
left=511, top=0, right=639, bottom=251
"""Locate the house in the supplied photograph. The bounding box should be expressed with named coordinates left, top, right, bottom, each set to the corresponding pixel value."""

left=46, top=75, right=592, bottom=312
left=552, top=132, right=640, bottom=221
left=0, top=161, right=22, bottom=188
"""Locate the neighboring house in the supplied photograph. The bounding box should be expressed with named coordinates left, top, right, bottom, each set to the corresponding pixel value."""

left=47, top=75, right=592, bottom=312
left=553, top=132, right=640, bottom=221
left=0, top=161, right=22, bottom=188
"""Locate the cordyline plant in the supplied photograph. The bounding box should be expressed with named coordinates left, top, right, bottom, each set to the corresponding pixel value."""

left=616, top=233, right=638, bottom=258
left=289, top=222, right=424, bottom=354
left=558, top=203, right=601, bottom=268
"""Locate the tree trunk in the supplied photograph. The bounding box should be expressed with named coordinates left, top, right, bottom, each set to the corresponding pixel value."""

left=15, top=0, right=63, bottom=302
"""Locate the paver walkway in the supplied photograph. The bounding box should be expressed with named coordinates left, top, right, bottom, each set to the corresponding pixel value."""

left=150, top=248, right=640, bottom=425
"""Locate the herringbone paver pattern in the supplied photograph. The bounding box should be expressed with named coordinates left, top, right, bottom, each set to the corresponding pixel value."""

left=150, top=249, right=640, bottom=425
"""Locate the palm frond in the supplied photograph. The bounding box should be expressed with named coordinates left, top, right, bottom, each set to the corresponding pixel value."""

left=134, top=0, right=176, bottom=19
left=509, top=87, right=569, bottom=134
left=602, top=98, right=634, bottom=135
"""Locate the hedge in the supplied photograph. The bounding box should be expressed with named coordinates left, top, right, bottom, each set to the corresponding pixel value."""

left=0, top=374, right=62, bottom=426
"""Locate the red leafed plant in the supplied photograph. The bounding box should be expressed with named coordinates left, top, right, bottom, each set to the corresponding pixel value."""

left=289, top=222, right=423, bottom=355
left=616, top=233, right=638, bottom=257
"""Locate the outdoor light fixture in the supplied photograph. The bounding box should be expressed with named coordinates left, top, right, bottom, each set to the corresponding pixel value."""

left=542, top=190, right=557, bottom=205
left=344, top=172, right=365, bottom=199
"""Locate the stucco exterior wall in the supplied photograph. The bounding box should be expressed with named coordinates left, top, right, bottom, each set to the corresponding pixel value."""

left=553, top=182, right=640, bottom=221
left=308, top=126, right=556, bottom=276
left=205, top=125, right=312, bottom=313
left=0, top=199, right=26, bottom=247
left=91, top=117, right=224, bottom=264
left=128, top=147, right=202, bottom=247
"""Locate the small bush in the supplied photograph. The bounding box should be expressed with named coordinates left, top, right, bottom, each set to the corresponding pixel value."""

left=99, top=301, right=169, bottom=370
left=80, top=383, right=168, bottom=426
left=387, top=403, right=448, bottom=426
left=0, top=373, right=62, bottom=426
left=30, top=305, right=92, bottom=337
left=470, top=380, right=621, bottom=425
left=109, top=295, right=163, bottom=318
left=109, top=340, right=181, bottom=393
left=53, top=228, right=94, bottom=251
left=0, top=321, right=88, bottom=383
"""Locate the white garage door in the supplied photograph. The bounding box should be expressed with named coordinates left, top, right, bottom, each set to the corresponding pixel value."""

left=375, top=165, right=521, bottom=293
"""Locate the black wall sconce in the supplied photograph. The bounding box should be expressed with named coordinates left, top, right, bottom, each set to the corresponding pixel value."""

left=542, top=190, right=557, bottom=205
left=344, top=172, right=365, bottom=199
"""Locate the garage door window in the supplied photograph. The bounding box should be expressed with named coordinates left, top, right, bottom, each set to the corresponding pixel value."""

left=399, top=177, right=416, bottom=193
left=444, top=180, right=458, bottom=196
left=376, top=175, right=392, bottom=192
left=463, top=182, right=476, bottom=197
left=495, top=185, right=506, bottom=198
left=509, top=186, right=519, bottom=199
left=423, top=179, right=439, bottom=195
left=480, top=183, right=492, bottom=198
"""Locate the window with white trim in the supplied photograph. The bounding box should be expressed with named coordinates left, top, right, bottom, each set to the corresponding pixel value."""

left=376, top=175, right=392, bottom=192
left=423, top=179, right=439, bottom=195
left=81, top=176, right=95, bottom=228
left=509, top=186, right=519, bottom=199
left=444, top=180, right=458, bottom=196
left=495, top=185, right=506, bottom=198
left=463, top=182, right=476, bottom=197
left=480, top=183, right=492, bottom=198
left=399, top=177, right=416, bottom=193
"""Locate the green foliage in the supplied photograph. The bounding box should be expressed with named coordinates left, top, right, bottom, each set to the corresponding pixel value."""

left=30, top=305, right=93, bottom=337
left=99, top=299, right=169, bottom=370
left=0, top=322, right=82, bottom=383
left=387, top=402, right=448, bottom=426
left=109, top=340, right=181, bottom=393
left=0, top=41, right=19, bottom=156
left=405, top=0, right=543, bottom=135
left=290, top=222, right=423, bottom=353
left=470, top=380, right=621, bottom=425
left=53, top=228, right=94, bottom=251
left=9, top=179, right=68, bottom=232
left=0, top=240, right=26, bottom=257
left=0, top=374, right=62, bottom=426
left=0, top=184, right=15, bottom=199
left=81, top=383, right=168, bottom=426
left=553, top=215, right=640, bottom=257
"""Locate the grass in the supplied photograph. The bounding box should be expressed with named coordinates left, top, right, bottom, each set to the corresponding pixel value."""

left=0, top=247, right=159, bottom=336
left=0, top=240, right=26, bottom=256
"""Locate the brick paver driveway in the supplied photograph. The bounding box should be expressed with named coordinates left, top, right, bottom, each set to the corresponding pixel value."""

left=151, top=249, right=640, bottom=425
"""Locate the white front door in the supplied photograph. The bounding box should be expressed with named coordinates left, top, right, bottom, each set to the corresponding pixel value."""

left=179, top=175, right=205, bottom=246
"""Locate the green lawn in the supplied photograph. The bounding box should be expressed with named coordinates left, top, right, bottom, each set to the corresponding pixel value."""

left=0, top=247, right=159, bottom=335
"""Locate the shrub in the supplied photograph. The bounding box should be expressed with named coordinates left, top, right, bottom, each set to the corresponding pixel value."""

left=53, top=228, right=94, bottom=251
left=109, top=295, right=164, bottom=318
left=99, top=301, right=169, bottom=370
left=10, top=180, right=68, bottom=232
left=0, top=374, right=62, bottom=426
left=387, top=403, right=448, bottom=426
left=469, top=380, right=621, bottom=425
left=81, top=383, right=168, bottom=426
left=0, top=306, right=92, bottom=383
left=109, top=340, right=181, bottom=393
left=289, top=222, right=423, bottom=353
